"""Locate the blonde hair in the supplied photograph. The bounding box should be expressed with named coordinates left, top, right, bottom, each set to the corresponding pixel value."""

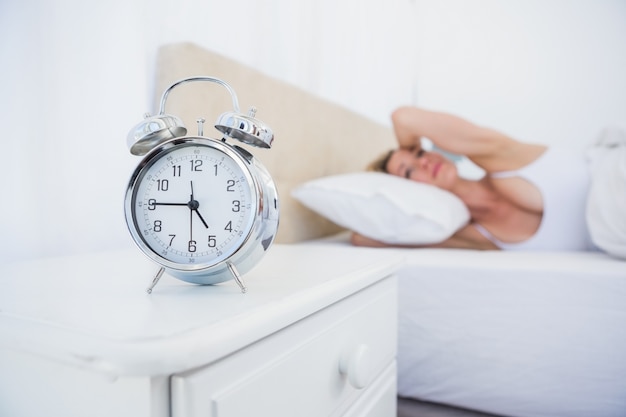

left=367, top=149, right=395, bottom=173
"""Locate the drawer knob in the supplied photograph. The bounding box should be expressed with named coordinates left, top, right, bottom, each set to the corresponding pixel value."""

left=339, top=344, right=372, bottom=389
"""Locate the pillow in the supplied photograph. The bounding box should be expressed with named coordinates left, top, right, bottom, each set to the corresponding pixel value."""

left=291, top=172, right=470, bottom=245
left=586, top=127, right=626, bottom=259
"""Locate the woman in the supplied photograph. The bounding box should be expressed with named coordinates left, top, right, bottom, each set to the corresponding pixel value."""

left=351, top=106, right=593, bottom=251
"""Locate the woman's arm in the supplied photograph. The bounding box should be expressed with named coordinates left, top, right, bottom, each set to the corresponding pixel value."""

left=350, top=224, right=500, bottom=250
left=391, top=106, right=543, bottom=172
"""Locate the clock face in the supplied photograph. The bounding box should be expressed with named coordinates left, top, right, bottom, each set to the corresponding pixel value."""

left=126, top=138, right=257, bottom=271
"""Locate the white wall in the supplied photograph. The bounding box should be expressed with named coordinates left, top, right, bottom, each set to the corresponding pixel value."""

left=415, top=0, right=626, bottom=150
left=0, top=0, right=418, bottom=262
left=1, top=0, right=624, bottom=262
left=1, top=0, right=154, bottom=262
left=142, top=0, right=419, bottom=125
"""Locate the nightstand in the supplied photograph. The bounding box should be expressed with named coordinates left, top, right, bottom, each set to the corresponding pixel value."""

left=0, top=243, right=402, bottom=417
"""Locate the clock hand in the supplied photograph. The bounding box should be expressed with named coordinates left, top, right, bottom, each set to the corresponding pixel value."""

left=189, top=206, right=193, bottom=243
left=193, top=206, right=209, bottom=229
left=188, top=180, right=194, bottom=243
left=153, top=202, right=188, bottom=206
left=189, top=181, right=209, bottom=229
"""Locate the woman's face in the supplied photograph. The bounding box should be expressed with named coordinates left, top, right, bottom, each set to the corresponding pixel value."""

left=386, top=148, right=457, bottom=190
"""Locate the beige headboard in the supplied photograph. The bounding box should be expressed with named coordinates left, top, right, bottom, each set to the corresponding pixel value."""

left=154, top=42, right=396, bottom=243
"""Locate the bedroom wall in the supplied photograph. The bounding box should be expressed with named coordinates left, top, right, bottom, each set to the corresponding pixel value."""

left=414, top=0, right=626, bottom=153
left=1, top=0, right=624, bottom=262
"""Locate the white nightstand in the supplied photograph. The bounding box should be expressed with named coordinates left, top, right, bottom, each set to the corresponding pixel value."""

left=0, top=243, right=402, bottom=417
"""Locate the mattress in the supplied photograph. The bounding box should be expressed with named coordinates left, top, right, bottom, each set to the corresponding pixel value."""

left=301, top=235, right=626, bottom=417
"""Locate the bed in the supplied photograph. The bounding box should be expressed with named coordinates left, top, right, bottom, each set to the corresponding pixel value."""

left=299, top=234, right=626, bottom=417
left=154, top=42, right=626, bottom=417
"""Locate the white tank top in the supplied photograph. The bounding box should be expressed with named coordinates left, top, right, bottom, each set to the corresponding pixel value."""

left=474, top=147, right=594, bottom=251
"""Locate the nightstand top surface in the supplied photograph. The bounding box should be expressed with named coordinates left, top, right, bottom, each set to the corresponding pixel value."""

left=0, top=243, right=402, bottom=376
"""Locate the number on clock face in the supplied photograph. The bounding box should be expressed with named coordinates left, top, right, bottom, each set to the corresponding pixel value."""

left=131, top=143, right=256, bottom=267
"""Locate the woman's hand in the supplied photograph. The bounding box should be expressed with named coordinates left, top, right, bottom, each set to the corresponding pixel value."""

left=350, top=232, right=389, bottom=248
left=390, top=106, right=544, bottom=172
left=391, top=106, right=499, bottom=155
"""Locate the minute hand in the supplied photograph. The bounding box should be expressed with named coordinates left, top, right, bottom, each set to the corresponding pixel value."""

left=152, top=202, right=188, bottom=206
left=189, top=181, right=209, bottom=229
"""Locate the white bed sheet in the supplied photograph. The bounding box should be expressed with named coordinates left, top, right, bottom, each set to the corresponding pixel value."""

left=300, top=235, right=626, bottom=417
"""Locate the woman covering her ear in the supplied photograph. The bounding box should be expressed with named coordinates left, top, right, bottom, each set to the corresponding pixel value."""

left=351, top=106, right=593, bottom=251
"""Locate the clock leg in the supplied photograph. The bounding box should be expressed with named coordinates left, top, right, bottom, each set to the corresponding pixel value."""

left=227, top=262, right=248, bottom=294
left=146, top=267, right=165, bottom=294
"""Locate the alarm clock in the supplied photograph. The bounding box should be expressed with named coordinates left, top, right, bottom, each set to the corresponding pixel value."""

left=124, top=76, right=279, bottom=293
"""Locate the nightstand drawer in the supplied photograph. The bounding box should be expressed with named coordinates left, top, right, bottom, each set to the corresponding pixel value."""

left=171, top=276, right=397, bottom=417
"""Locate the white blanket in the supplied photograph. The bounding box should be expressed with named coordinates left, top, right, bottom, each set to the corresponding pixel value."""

left=300, top=235, right=626, bottom=417
left=586, top=127, right=626, bottom=259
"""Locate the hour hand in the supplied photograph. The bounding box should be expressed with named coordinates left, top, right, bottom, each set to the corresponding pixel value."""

left=194, top=208, right=209, bottom=229
left=188, top=199, right=209, bottom=229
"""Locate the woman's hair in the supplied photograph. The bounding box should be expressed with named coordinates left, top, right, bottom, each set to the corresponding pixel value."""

left=367, top=149, right=395, bottom=173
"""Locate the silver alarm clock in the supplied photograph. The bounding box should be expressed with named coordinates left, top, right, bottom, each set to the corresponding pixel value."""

left=124, top=76, right=279, bottom=293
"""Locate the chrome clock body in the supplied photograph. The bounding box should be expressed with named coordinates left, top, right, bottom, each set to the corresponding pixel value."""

left=124, top=76, right=279, bottom=292
left=124, top=137, right=278, bottom=285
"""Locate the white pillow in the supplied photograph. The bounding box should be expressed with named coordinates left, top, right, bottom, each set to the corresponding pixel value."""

left=291, top=172, right=470, bottom=245
left=586, top=127, right=626, bottom=259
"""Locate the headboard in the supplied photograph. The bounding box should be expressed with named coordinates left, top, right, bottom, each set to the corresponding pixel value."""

left=154, top=42, right=396, bottom=243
